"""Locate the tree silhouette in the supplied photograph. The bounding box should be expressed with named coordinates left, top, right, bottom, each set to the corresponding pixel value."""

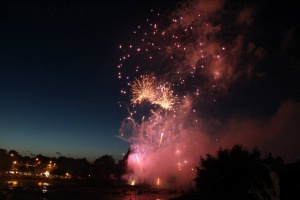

left=0, top=148, right=10, bottom=172
left=52, top=156, right=89, bottom=177
left=194, top=145, right=280, bottom=200
left=93, top=155, right=115, bottom=183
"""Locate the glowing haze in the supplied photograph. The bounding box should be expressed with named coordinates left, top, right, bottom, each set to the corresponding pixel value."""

left=117, top=0, right=300, bottom=188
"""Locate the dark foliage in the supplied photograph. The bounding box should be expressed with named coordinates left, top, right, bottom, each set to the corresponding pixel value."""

left=193, top=145, right=280, bottom=200
left=91, top=155, right=116, bottom=184
left=52, top=156, right=90, bottom=177
left=0, top=148, right=10, bottom=172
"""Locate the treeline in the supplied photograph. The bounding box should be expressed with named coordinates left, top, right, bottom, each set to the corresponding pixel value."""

left=0, top=148, right=127, bottom=185
left=180, top=145, right=300, bottom=200
left=1, top=146, right=299, bottom=199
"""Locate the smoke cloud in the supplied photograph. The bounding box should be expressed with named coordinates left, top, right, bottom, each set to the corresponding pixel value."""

left=117, top=0, right=298, bottom=189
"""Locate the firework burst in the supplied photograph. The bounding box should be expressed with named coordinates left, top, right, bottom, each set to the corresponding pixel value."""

left=130, top=75, right=156, bottom=105
left=129, top=75, right=178, bottom=111
left=118, top=0, right=262, bottom=189
left=153, top=84, right=177, bottom=111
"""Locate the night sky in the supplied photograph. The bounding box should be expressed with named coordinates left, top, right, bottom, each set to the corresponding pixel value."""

left=1, top=0, right=299, bottom=162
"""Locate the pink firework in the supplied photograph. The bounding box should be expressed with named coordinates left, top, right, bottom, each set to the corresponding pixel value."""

left=118, top=0, right=263, bottom=189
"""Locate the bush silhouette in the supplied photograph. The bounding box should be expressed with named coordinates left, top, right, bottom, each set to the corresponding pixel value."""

left=194, top=145, right=280, bottom=200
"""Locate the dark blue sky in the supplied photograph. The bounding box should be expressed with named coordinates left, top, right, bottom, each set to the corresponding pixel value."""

left=0, top=0, right=148, bottom=161
left=0, top=0, right=299, bottom=162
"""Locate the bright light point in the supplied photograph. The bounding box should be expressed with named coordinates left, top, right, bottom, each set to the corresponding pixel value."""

left=131, top=180, right=135, bottom=186
left=44, top=171, right=50, bottom=177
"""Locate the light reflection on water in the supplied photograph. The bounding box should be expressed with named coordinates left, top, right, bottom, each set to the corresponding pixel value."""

left=104, top=193, right=179, bottom=200
left=1, top=180, right=48, bottom=199
left=0, top=180, right=180, bottom=200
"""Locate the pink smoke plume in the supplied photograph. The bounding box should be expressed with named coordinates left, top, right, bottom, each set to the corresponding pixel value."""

left=117, top=0, right=298, bottom=189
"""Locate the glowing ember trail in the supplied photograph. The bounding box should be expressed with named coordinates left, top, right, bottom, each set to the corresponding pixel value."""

left=135, top=154, right=143, bottom=172
left=157, top=178, right=160, bottom=186
left=158, top=132, right=163, bottom=148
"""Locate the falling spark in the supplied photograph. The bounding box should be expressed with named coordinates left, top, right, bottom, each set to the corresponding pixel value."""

left=159, top=132, right=164, bottom=148
left=135, top=154, right=143, bottom=172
